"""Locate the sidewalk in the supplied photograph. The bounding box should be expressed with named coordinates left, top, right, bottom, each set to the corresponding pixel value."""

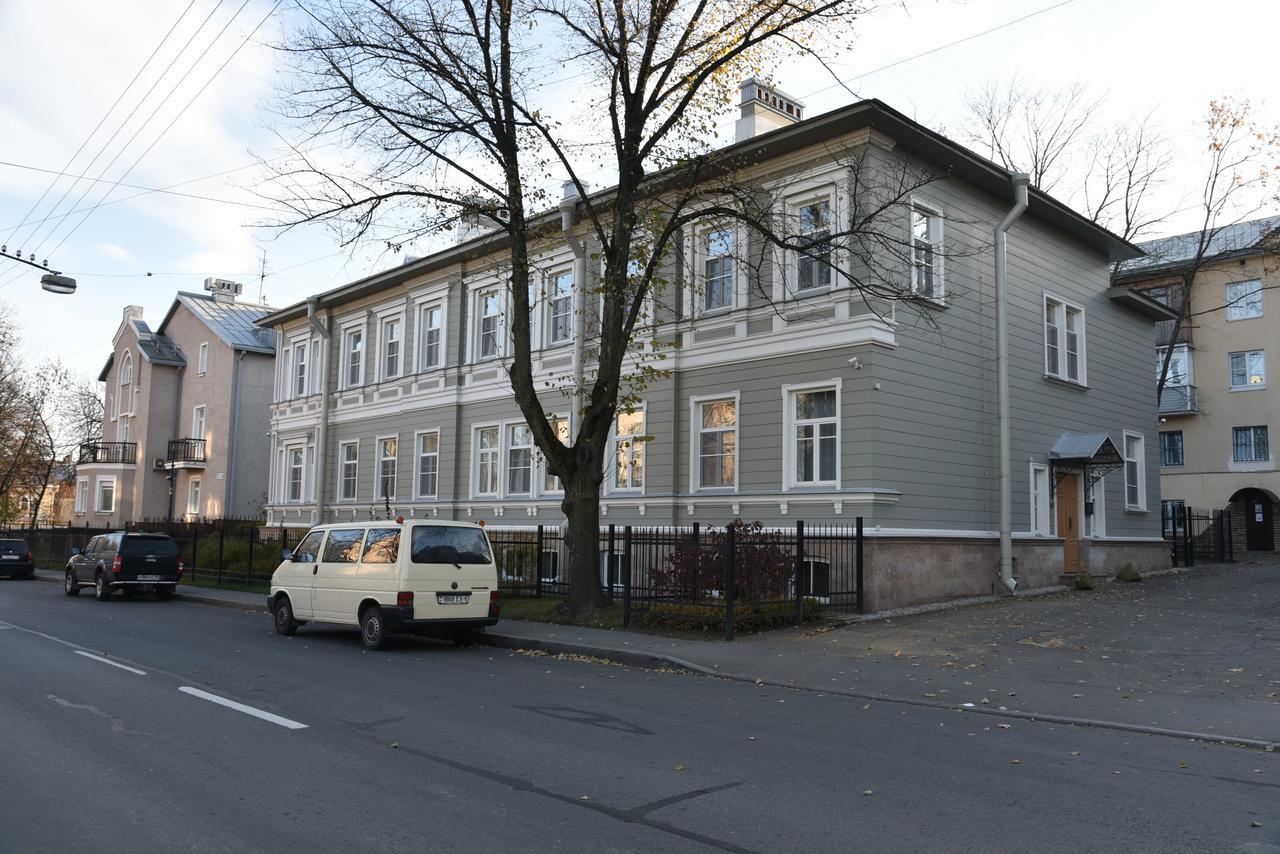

left=34, top=561, right=1280, bottom=748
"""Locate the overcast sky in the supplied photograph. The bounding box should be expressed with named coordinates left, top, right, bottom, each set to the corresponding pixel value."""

left=1, top=0, right=1275, bottom=384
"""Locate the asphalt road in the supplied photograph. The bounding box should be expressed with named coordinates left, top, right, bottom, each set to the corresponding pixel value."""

left=1, top=578, right=1277, bottom=854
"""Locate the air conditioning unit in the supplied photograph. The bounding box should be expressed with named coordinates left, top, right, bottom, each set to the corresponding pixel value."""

left=153, top=458, right=168, bottom=471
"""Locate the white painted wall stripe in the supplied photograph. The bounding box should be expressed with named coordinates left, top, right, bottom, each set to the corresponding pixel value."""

left=178, top=687, right=308, bottom=730
left=74, top=650, right=147, bottom=676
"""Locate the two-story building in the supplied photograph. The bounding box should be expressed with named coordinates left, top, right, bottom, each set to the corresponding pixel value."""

left=1117, top=216, right=1280, bottom=552
left=258, top=88, right=1172, bottom=610
left=76, top=280, right=277, bottom=525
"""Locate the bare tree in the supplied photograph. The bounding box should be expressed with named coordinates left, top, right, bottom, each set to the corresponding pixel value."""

left=264, top=0, right=976, bottom=614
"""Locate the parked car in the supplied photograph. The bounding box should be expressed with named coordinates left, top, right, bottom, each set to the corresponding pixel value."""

left=269, top=519, right=500, bottom=650
left=0, top=538, right=35, bottom=579
left=64, top=532, right=184, bottom=601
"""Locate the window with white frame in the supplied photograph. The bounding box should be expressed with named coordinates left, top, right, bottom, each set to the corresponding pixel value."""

left=293, top=342, right=308, bottom=397
left=910, top=204, right=943, bottom=299
left=1160, top=431, right=1184, bottom=467
left=416, top=431, right=439, bottom=498
left=788, top=386, right=838, bottom=486
left=1226, top=279, right=1263, bottom=321
left=286, top=447, right=304, bottom=502
left=477, top=292, right=500, bottom=359
left=548, top=271, right=573, bottom=344
left=613, top=408, right=645, bottom=491
left=1030, top=464, right=1050, bottom=535
left=1158, top=344, right=1191, bottom=386
left=95, top=477, right=115, bottom=514
left=1229, top=350, right=1265, bottom=389
left=191, top=405, right=205, bottom=440
left=1085, top=476, right=1106, bottom=538
left=280, top=348, right=291, bottom=400
left=795, top=198, right=833, bottom=291
left=381, top=317, right=402, bottom=380
left=542, top=416, right=569, bottom=493
left=197, top=341, right=208, bottom=375
left=118, top=352, right=132, bottom=416
left=1233, top=426, right=1269, bottom=462
left=1162, top=499, right=1186, bottom=533
left=339, top=441, right=358, bottom=501
left=1124, top=432, right=1145, bottom=510
left=419, top=304, right=443, bottom=370
left=344, top=327, right=363, bottom=388
left=507, top=424, right=533, bottom=495
left=475, top=426, right=500, bottom=495
left=1044, top=296, right=1085, bottom=384
left=696, top=398, right=737, bottom=489
left=703, top=228, right=734, bottom=312
left=187, top=478, right=202, bottom=517
left=378, top=437, right=398, bottom=499
left=76, top=478, right=88, bottom=514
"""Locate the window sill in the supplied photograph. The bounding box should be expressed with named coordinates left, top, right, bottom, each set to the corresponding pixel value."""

left=910, top=292, right=947, bottom=309
left=1228, top=385, right=1266, bottom=392
left=1043, top=374, right=1088, bottom=390
left=697, top=306, right=734, bottom=320
left=1225, top=314, right=1263, bottom=323
left=1124, top=506, right=1148, bottom=513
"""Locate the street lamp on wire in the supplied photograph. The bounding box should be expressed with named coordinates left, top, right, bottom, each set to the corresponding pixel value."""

left=0, top=245, right=77, bottom=294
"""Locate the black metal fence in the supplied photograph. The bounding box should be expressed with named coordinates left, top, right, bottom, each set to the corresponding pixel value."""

left=1162, top=506, right=1232, bottom=567
left=488, top=519, right=865, bottom=639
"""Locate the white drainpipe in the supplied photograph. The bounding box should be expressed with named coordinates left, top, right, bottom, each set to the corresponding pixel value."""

left=560, top=181, right=588, bottom=437
left=306, top=297, right=331, bottom=522
left=996, top=173, right=1030, bottom=594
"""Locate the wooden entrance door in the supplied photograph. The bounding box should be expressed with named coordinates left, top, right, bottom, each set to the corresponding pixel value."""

left=1057, top=473, right=1081, bottom=572
left=1241, top=490, right=1275, bottom=551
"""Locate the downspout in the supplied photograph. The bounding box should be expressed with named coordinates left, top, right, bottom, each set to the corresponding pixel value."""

left=306, top=297, right=331, bottom=523
left=560, top=181, right=588, bottom=438
left=995, top=173, right=1030, bottom=594
left=451, top=258, right=468, bottom=522
left=226, top=350, right=244, bottom=514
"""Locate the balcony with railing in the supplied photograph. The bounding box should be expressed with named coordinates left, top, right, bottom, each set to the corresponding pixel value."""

left=1155, top=318, right=1192, bottom=348
left=1158, top=384, right=1198, bottom=416
left=166, top=438, right=207, bottom=468
left=78, top=441, right=137, bottom=465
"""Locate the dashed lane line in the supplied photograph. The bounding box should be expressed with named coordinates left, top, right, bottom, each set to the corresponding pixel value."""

left=74, top=650, right=147, bottom=676
left=177, top=686, right=309, bottom=730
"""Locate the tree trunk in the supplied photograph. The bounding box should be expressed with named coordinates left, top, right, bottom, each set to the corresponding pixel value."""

left=562, top=472, right=609, bottom=614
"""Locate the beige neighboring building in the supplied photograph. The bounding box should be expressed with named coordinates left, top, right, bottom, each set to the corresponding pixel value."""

left=75, top=280, right=277, bottom=526
left=1118, top=215, right=1279, bottom=552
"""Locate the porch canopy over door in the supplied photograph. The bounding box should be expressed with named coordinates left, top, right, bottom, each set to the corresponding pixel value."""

left=1048, top=431, right=1125, bottom=510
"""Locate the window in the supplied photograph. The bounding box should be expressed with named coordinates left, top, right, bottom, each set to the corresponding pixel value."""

left=548, top=271, right=574, bottom=344
left=419, top=304, right=443, bottom=370
left=1233, top=426, right=1270, bottom=462
left=95, top=477, right=115, bottom=514
left=1159, top=431, right=1184, bottom=467
left=789, top=387, right=838, bottom=486
left=1123, top=432, right=1145, bottom=510
left=339, top=442, right=358, bottom=501
left=539, top=550, right=561, bottom=583
left=344, top=328, right=363, bottom=387
left=1229, top=350, right=1265, bottom=389
left=294, top=342, right=308, bottom=397
left=910, top=204, right=943, bottom=299
left=1158, top=344, right=1191, bottom=386
left=291, top=530, right=325, bottom=563
left=118, top=352, right=132, bottom=416
left=382, top=318, right=402, bottom=380
left=416, top=431, right=439, bottom=498
left=696, top=398, right=737, bottom=489
left=796, top=558, right=831, bottom=598
left=280, top=349, right=291, bottom=399
left=703, top=229, right=734, bottom=311
left=507, top=424, right=533, bottom=495
left=411, top=525, right=492, bottom=565
left=475, top=426, right=500, bottom=495
left=75, top=478, right=88, bottom=514
left=1226, top=279, right=1263, bottom=321
left=1085, top=477, right=1106, bottom=538
left=542, top=416, right=569, bottom=493
left=321, top=529, right=365, bottom=563
left=287, top=448, right=304, bottom=502
left=478, top=292, right=500, bottom=359
left=187, top=478, right=201, bottom=516
left=362, top=528, right=400, bottom=563
left=191, top=405, right=206, bottom=440
left=795, top=199, right=832, bottom=291
left=1044, top=296, right=1085, bottom=384
left=197, top=342, right=208, bottom=375
left=613, top=409, right=645, bottom=490
left=1030, top=464, right=1050, bottom=535
left=378, top=437, right=398, bottom=499
left=1161, top=499, right=1186, bottom=534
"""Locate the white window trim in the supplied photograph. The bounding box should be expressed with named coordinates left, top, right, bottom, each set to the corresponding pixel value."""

left=1225, top=279, right=1264, bottom=322
left=1158, top=343, right=1193, bottom=387
left=607, top=402, right=647, bottom=495
left=1029, top=462, right=1050, bottom=536
left=472, top=286, right=504, bottom=362
left=197, top=341, right=209, bottom=375
left=1123, top=430, right=1146, bottom=511
left=908, top=198, right=945, bottom=303
left=75, top=477, right=89, bottom=514
left=683, top=221, right=747, bottom=319
left=545, top=267, right=576, bottom=348
left=293, top=339, right=310, bottom=398
left=341, top=322, right=366, bottom=390
left=689, top=391, right=741, bottom=493
left=1227, top=348, right=1266, bottom=391
left=472, top=423, right=502, bottom=498
left=781, top=379, right=842, bottom=490
left=338, top=439, right=360, bottom=503
left=504, top=422, right=536, bottom=497
left=191, top=404, right=206, bottom=440
left=187, top=477, right=202, bottom=517
left=1086, top=475, right=1107, bottom=539
left=414, top=297, right=448, bottom=373
left=95, top=475, right=116, bottom=514
left=1043, top=292, right=1088, bottom=386
left=280, top=443, right=307, bottom=504
left=413, top=429, right=441, bottom=500
left=539, top=414, right=571, bottom=496
left=376, top=434, right=399, bottom=501
left=377, top=308, right=406, bottom=383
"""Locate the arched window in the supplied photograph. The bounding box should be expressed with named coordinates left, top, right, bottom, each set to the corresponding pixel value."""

left=117, top=352, right=133, bottom=418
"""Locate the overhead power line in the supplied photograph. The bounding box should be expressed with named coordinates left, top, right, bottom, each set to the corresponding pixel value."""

left=0, top=160, right=280, bottom=213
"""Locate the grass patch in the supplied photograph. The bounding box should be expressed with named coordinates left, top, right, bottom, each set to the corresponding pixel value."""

left=1115, top=563, right=1143, bottom=583
left=497, top=594, right=826, bottom=636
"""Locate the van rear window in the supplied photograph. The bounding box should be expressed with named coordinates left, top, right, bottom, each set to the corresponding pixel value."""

left=411, top=526, right=492, bottom=565
left=0, top=539, right=29, bottom=552
left=120, top=536, right=180, bottom=556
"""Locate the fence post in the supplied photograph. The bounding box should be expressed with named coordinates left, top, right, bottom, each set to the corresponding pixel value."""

left=794, top=520, right=805, bottom=627
left=247, top=524, right=256, bottom=584
left=1225, top=510, right=1234, bottom=561
left=856, top=517, right=865, bottom=615
left=622, top=525, right=632, bottom=628
left=535, top=524, right=544, bottom=598
left=1181, top=506, right=1193, bottom=567
left=192, top=522, right=200, bottom=583
left=724, top=523, right=735, bottom=642
left=607, top=524, right=616, bottom=600
left=217, top=518, right=226, bottom=585
left=1215, top=509, right=1224, bottom=563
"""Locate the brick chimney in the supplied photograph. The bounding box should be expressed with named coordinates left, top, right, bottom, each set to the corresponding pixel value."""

left=735, top=78, right=804, bottom=143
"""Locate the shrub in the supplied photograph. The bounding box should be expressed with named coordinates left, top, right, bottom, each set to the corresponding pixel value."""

left=651, top=520, right=794, bottom=603
left=1115, top=563, right=1143, bottom=583
left=637, top=598, right=823, bottom=633
left=1074, top=571, right=1095, bottom=591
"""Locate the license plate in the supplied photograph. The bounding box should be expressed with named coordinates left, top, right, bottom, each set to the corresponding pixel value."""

left=436, top=593, right=470, bottom=605
left=1, top=555, right=17, bottom=560
left=138, top=575, right=161, bottom=582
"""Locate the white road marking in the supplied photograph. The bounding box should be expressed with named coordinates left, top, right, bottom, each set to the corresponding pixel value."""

left=73, top=650, right=147, bottom=676
left=177, top=687, right=308, bottom=730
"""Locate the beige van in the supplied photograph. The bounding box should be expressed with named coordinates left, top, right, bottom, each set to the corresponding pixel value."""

left=268, top=519, right=499, bottom=650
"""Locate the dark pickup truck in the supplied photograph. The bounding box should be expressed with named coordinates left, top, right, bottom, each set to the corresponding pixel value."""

left=65, top=532, right=183, bottom=601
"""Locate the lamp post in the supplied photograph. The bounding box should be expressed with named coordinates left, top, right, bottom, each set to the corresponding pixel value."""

left=0, top=246, right=77, bottom=294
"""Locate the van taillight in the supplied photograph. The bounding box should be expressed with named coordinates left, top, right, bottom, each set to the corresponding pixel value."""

left=178, top=561, right=184, bottom=577
left=489, top=589, right=500, bottom=618
left=24, top=552, right=32, bottom=562
left=111, top=555, right=122, bottom=574
left=397, top=591, right=414, bottom=608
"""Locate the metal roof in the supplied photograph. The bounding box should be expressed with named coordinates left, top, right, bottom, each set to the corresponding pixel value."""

left=1049, top=432, right=1118, bottom=461
left=163, top=292, right=277, bottom=353
left=1119, top=214, right=1280, bottom=277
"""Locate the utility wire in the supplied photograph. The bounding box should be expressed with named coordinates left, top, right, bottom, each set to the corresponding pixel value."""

left=0, top=160, right=280, bottom=213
